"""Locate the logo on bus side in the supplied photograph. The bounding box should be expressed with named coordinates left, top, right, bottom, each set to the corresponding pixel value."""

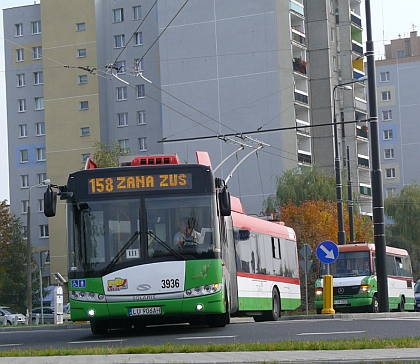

left=136, top=284, right=152, bottom=291
left=107, top=277, right=128, bottom=291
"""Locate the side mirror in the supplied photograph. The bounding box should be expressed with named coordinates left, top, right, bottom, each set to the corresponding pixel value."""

left=219, top=188, right=231, bottom=216
left=44, top=185, right=57, bottom=217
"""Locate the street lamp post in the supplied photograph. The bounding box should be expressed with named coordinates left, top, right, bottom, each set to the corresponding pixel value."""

left=332, top=77, right=367, bottom=245
left=26, top=179, right=50, bottom=324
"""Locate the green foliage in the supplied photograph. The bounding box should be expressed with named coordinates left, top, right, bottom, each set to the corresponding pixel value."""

left=385, top=182, right=420, bottom=242
left=264, top=166, right=345, bottom=210
left=0, top=200, right=27, bottom=312
left=91, top=141, right=131, bottom=168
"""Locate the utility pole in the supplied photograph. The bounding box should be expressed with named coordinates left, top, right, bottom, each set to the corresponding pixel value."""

left=365, top=0, right=389, bottom=312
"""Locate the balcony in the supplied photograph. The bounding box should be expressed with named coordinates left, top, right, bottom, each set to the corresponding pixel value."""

left=351, top=13, right=362, bottom=28
left=354, top=97, right=367, bottom=112
left=360, top=185, right=372, bottom=196
left=293, top=58, right=307, bottom=75
left=290, top=1, right=304, bottom=16
left=356, top=127, right=368, bottom=139
left=292, top=31, right=306, bottom=46
left=352, top=41, right=363, bottom=56
left=296, top=120, right=310, bottom=135
left=358, top=156, right=369, bottom=168
left=298, top=152, right=312, bottom=164
left=294, top=91, right=308, bottom=105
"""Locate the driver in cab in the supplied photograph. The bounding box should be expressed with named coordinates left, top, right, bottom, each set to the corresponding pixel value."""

left=174, top=217, right=201, bottom=248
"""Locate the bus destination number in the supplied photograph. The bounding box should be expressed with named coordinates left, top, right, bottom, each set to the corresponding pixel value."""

left=88, top=173, right=191, bottom=194
left=129, top=307, right=161, bottom=316
left=162, top=279, right=180, bottom=289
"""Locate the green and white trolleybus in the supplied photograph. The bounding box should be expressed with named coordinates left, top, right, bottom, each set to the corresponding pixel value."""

left=44, top=152, right=301, bottom=333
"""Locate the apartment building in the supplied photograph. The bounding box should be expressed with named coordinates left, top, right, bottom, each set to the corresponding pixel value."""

left=375, top=31, right=420, bottom=198
left=304, top=0, right=371, bottom=218
left=4, top=0, right=310, bottom=283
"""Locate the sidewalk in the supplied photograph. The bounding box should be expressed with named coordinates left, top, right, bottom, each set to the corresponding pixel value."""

left=0, top=348, right=419, bottom=363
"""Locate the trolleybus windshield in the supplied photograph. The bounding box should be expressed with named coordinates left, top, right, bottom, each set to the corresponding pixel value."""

left=320, top=251, right=371, bottom=278
left=68, top=193, right=220, bottom=277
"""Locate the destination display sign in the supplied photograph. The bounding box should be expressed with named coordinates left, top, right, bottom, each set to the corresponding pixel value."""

left=88, top=173, right=192, bottom=194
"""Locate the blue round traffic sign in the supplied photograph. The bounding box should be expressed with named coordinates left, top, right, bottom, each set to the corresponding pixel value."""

left=316, top=240, right=339, bottom=264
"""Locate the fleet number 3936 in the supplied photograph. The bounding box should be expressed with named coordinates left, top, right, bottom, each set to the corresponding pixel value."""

left=161, top=279, right=180, bottom=289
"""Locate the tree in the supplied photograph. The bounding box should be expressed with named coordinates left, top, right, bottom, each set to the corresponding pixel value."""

left=0, top=200, right=28, bottom=312
left=91, top=141, right=131, bottom=168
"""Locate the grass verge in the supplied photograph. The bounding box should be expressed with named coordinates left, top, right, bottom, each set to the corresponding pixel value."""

left=0, top=337, right=419, bottom=357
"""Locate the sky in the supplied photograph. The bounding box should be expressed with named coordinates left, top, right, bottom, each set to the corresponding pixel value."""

left=0, top=0, right=419, bottom=202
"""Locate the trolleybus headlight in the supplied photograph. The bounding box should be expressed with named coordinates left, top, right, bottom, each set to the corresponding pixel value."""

left=185, top=289, right=192, bottom=296
left=184, top=283, right=222, bottom=297
left=71, top=291, right=78, bottom=299
left=88, top=292, right=95, bottom=299
left=70, top=291, right=107, bottom=302
left=97, top=294, right=105, bottom=301
left=359, top=285, right=370, bottom=293
left=204, top=285, right=211, bottom=292
left=194, top=287, right=201, bottom=294
left=196, top=304, right=204, bottom=311
left=315, top=288, right=323, bottom=296
left=79, top=291, right=86, bottom=298
left=88, top=309, right=95, bottom=317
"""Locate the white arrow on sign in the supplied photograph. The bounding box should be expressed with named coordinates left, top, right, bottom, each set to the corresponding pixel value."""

left=320, top=244, right=336, bottom=259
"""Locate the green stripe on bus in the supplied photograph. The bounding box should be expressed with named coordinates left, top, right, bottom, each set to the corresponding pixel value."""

left=238, top=296, right=300, bottom=311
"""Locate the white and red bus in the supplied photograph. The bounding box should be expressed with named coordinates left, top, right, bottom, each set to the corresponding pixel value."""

left=315, top=243, right=415, bottom=313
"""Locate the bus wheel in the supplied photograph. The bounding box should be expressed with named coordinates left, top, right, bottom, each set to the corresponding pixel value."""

left=208, top=289, right=230, bottom=327
left=398, top=297, right=405, bottom=312
left=369, top=296, right=379, bottom=313
left=264, top=288, right=280, bottom=321
left=90, top=320, right=108, bottom=335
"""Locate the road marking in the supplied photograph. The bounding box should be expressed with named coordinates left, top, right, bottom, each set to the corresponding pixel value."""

left=177, top=335, right=237, bottom=340
left=297, top=330, right=366, bottom=336
left=0, top=344, right=22, bottom=347
left=69, top=339, right=126, bottom=344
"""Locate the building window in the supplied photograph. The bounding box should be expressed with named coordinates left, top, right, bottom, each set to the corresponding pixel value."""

left=80, top=127, right=90, bottom=136
left=135, top=32, right=143, bottom=45
left=116, top=86, right=128, bottom=101
left=36, top=147, right=46, bottom=161
left=386, top=188, right=396, bottom=198
left=20, top=149, right=29, bottom=163
left=116, top=60, right=126, bottom=74
left=15, top=23, right=23, bottom=37
left=19, top=124, right=28, bottom=138
left=332, top=56, right=337, bottom=71
left=330, top=27, right=335, bottom=42
left=381, top=91, right=391, bottom=101
left=77, top=48, right=87, bottom=58
left=113, top=8, right=124, bottom=22
left=383, top=129, right=393, bottom=140
left=396, top=50, right=404, bottom=58
left=78, top=75, right=88, bottom=84
left=118, top=139, right=130, bottom=153
left=17, top=73, right=25, bottom=87
left=37, top=173, right=47, bottom=184
left=40, top=225, right=49, bottom=238
left=384, top=149, right=394, bottom=159
left=36, top=122, right=45, bottom=136
left=21, top=175, right=29, bottom=188
left=76, top=22, right=86, bottom=31
left=133, top=5, right=141, bottom=19
left=22, top=200, right=28, bottom=214
left=32, top=21, right=41, bottom=34
left=114, top=34, right=125, bottom=48
left=18, top=99, right=26, bottom=112
left=380, top=72, right=390, bottom=82
left=117, top=112, right=128, bottom=127
left=134, top=58, right=144, bottom=72
left=382, top=110, right=392, bottom=121
left=38, top=198, right=44, bottom=213
left=329, top=0, right=334, bottom=14
left=138, top=137, right=147, bottom=151
left=16, top=48, right=24, bottom=62
left=385, top=168, right=396, bottom=178
left=34, top=71, right=43, bottom=85
left=32, top=46, right=42, bottom=60
left=82, top=153, right=90, bottom=162
left=35, top=97, right=44, bottom=110
left=80, top=101, right=89, bottom=110
left=117, top=86, right=127, bottom=101
left=136, top=84, right=145, bottom=98
left=137, top=110, right=146, bottom=125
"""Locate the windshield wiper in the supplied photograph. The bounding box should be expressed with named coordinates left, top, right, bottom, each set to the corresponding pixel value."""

left=104, top=231, right=140, bottom=275
left=147, top=230, right=190, bottom=260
